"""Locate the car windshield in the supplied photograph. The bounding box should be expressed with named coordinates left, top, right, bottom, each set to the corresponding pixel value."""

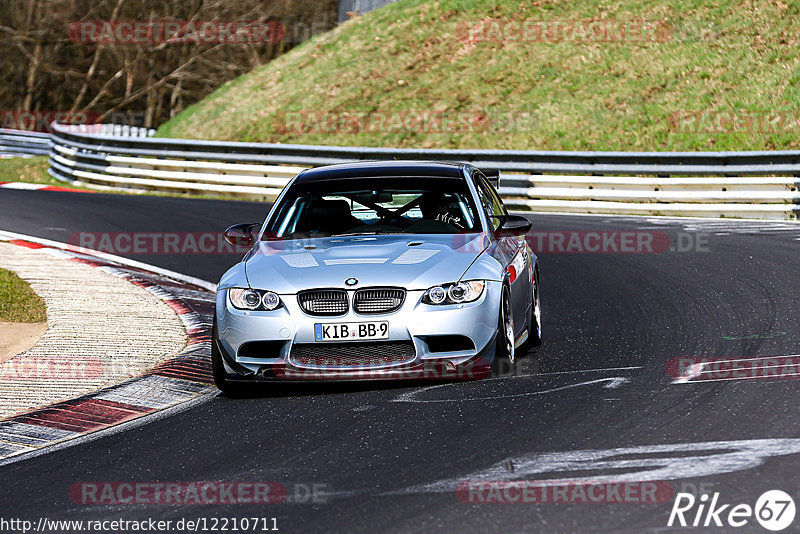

left=263, top=176, right=482, bottom=240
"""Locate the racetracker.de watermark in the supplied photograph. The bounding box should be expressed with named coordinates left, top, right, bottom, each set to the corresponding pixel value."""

left=272, top=359, right=493, bottom=381
left=457, top=481, right=674, bottom=503
left=274, top=110, right=535, bottom=134
left=667, top=355, right=800, bottom=382
left=457, top=19, right=673, bottom=43
left=532, top=231, right=709, bottom=254
left=526, top=231, right=670, bottom=254
left=451, top=231, right=707, bottom=254
left=67, top=232, right=252, bottom=255
left=669, top=110, right=800, bottom=134
left=69, top=482, right=332, bottom=505
left=68, top=20, right=286, bottom=45
left=0, top=111, right=101, bottom=132
left=0, top=356, right=104, bottom=381
left=67, top=230, right=709, bottom=256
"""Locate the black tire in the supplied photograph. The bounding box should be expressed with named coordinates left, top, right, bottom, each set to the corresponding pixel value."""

left=211, top=319, right=246, bottom=395
left=494, top=286, right=515, bottom=364
left=526, top=268, right=542, bottom=348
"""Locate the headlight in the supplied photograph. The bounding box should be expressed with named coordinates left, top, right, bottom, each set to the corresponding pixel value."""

left=423, top=281, right=485, bottom=305
left=229, top=288, right=282, bottom=311
left=262, top=291, right=280, bottom=310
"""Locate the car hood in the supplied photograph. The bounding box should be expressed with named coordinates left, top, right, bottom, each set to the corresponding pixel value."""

left=244, top=234, right=489, bottom=293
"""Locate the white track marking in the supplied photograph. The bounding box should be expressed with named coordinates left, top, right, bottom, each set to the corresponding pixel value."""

left=392, top=438, right=800, bottom=496
left=391, top=367, right=642, bottom=403
left=672, top=362, right=706, bottom=384
left=392, top=377, right=630, bottom=404
left=641, top=217, right=800, bottom=235
left=474, top=365, right=644, bottom=383
left=537, top=365, right=643, bottom=374
left=392, top=382, right=452, bottom=403
left=676, top=376, right=800, bottom=384
left=602, top=377, right=629, bottom=389
left=504, top=365, right=643, bottom=380
left=0, top=182, right=48, bottom=190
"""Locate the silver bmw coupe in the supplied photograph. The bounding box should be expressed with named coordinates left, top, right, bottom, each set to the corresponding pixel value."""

left=212, top=161, right=540, bottom=392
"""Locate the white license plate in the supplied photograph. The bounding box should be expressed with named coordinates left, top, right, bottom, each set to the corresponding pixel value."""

left=314, top=321, right=389, bottom=342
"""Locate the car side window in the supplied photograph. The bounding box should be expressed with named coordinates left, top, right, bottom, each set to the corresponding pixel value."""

left=474, top=172, right=505, bottom=230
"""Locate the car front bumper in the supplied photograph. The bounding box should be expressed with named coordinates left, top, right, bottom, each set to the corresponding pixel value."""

left=214, top=282, right=502, bottom=381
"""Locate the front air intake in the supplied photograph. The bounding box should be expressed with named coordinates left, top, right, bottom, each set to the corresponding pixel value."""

left=297, top=289, right=348, bottom=316
left=353, top=287, right=405, bottom=315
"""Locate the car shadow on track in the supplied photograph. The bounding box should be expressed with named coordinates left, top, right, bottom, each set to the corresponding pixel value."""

left=213, top=351, right=542, bottom=399
left=214, top=380, right=442, bottom=399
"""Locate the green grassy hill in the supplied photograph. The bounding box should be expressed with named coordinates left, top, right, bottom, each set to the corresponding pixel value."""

left=157, top=0, right=800, bottom=151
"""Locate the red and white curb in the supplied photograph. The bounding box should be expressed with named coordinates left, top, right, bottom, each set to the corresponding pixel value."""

left=0, top=232, right=216, bottom=463
left=0, top=181, right=90, bottom=193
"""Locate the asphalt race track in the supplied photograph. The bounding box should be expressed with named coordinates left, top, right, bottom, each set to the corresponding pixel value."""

left=2, top=188, right=800, bottom=532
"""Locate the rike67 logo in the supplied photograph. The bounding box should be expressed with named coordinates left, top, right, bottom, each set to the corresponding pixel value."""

left=668, top=490, right=795, bottom=531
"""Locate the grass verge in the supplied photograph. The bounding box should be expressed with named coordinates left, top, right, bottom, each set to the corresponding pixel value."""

left=0, top=267, right=46, bottom=323
left=0, top=157, right=73, bottom=188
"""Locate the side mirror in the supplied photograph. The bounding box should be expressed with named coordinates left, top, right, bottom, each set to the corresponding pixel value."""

left=224, top=223, right=260, bottom=247
left=493, top=215, right=532, bottom=238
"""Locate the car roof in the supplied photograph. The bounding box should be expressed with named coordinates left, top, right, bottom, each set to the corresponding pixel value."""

left=294, top=160, right=469, bottom=184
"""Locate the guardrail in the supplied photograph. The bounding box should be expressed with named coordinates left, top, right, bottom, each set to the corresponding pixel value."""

left=10, top=123, right=796, bottom=219
left=0, top=129, right=50, bottom=156
left=62, top=123, right=156, bottom=138
left=1, top=124, right=152, bottom=158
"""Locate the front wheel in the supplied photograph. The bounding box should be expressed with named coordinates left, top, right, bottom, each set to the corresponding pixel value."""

left=494, top=286, right=515, bottom=364
left=527, top=268, right=542, bottom=348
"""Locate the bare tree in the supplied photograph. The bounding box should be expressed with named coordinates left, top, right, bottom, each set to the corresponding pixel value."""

left=0, top=0, right=338, bottom=129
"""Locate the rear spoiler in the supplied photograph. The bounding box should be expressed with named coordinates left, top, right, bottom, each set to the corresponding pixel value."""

left=482, top=169, right=500, bottom=189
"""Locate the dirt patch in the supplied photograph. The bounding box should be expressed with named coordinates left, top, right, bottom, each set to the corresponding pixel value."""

left=0, top=322, right=47, bottom=363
